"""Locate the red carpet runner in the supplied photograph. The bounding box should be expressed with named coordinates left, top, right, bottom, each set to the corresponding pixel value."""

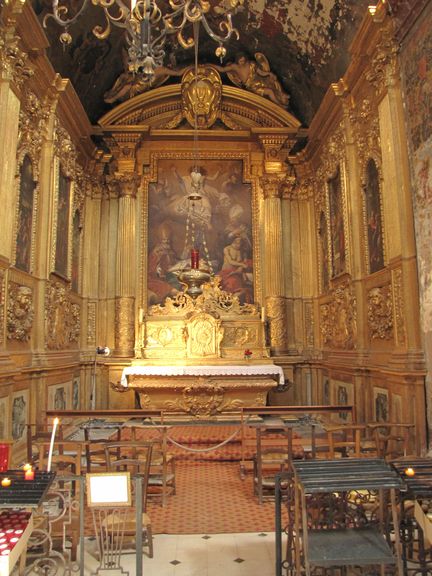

left=147, top=460, right=287, bottom=534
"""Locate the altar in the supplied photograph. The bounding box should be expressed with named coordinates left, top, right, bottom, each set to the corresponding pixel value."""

left=120, top=364, right=283, bottom=418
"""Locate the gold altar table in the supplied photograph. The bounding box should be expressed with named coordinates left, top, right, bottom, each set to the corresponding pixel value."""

left=120, top=365, right=284, bottom=419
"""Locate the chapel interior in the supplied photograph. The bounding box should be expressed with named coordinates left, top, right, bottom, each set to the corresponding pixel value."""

left=0, top=0, right=432, bottom=548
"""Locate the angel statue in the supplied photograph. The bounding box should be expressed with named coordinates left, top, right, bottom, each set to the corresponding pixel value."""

left=214, top=52, right=289, bottom=108
left=104, top=51, right=186, bottom=104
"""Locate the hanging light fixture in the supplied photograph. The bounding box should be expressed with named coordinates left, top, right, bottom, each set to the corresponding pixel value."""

left=178, top=20, right=212, bottom=298
left=44, top=0, right=243, bottom=77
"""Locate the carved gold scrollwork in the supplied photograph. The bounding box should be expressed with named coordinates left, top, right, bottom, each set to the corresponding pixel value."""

left=267, top=296, right=287, bottom=349
left=367, top=285, right=394, bottom=341
left=54, top=125, right=77, bottom=179
left=223, top=326, right=257, bottom=346
left=45, top=281, right=80, bottom=349
left=365, top=27, right=399, bottom=93
left=7, top=282, right=34, bottom=342
left=149, top=276, right=258, bottom=317
left=319, top=279, right=357, bottom=349
left=163, top=379, right=244, bottom=418
left=115, top=296, right=135, bottom=355
left=391, top=268, right=406, bottom=346
left=0, top=29, right=33, bottom=88
left=87, top=301, right=96, bottom=347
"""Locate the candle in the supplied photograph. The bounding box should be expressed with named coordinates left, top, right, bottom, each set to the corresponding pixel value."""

left=24, top=468, right=34, bottom=481
left=405, top=467, right=415, bottom=477
left=23, top=463, right=31, bottom=472
left=191, top=248, right=199, bottom=270
left=47, top=417, right=59, bottom=472
left=1, top=478, right=11, bottom=488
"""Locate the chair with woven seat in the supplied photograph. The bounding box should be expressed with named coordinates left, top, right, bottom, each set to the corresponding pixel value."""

left=367, top=422, right=416, bottom=460
left=129, top=425, right=176, bottom=506
left=104, top=441, right=154, bottom=558
left=26, top=423, right=64, bottom=466
left=326, top=424, right=377, bottom=459
left=253, top=422, right=295, bottom=504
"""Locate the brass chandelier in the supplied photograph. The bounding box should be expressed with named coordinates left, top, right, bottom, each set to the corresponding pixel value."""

left=44, top=0, right=243, bottom=75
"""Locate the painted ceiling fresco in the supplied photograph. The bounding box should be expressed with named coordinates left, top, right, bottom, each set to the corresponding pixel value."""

left=35, top=0, right=374, bottom=126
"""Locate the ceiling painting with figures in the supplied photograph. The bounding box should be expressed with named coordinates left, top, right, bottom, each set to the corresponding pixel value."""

left=147, top=159, right=253, bottom=307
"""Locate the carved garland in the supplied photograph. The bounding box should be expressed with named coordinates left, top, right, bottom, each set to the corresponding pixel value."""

left=45, top=281, right=80, bottom=349
left=7, top=282, right=34, bottom=342
left=367, top=285, right=394, bottom=341
left=320, top=279, right=357, bottom=350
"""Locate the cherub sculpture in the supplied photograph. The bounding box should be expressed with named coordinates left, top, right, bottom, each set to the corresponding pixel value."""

left=214, top=52, right=289, bottom=108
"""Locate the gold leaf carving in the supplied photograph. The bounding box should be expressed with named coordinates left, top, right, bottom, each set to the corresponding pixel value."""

left=367, top=285, right=394, bottom=341
left=45, top=280, right=80, bottom=349
left=149, top=276, right=258, bottom=317
left=320, top=279, right=357, bottom=349
left=7, top=282, right=34, bottom=342
left=391, top=268, right=406, bottom=346
left=0, top=30, right=33, bottom=89
left=87, top=301, right=96, bottom=346
left=267, top=296, right=287, bottom=349
left=115, top=296, right=135, bottom=354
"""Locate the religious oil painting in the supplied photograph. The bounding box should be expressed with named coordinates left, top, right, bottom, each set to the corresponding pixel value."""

left=55, top=168, right=71, bottom=278
left=48, top=382, right=71, bottom=411
left=374, top=387, right=389, bottom=422
left=364, top=158, right=384, bottom=274
left=71, top=210, right=81, bottom=292
left=328, top=166, right=346, bottom=277
left=11, top=389, right=29, bottom=442
left=319, top=210, right=329, bottom=292
left=15, top=155, right=35, bottom=272
left=147, top=159, right=253, bottom=306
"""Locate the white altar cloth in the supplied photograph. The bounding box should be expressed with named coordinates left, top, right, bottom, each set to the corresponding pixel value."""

left=121, top=364, right=284, bottom=387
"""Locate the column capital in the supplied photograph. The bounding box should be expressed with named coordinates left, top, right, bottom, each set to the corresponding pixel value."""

left=0, top=27, right=33, bottom=87
left=105, top=133, right=142, bottom=173
left=106, top=172, right=141, bottom=198
left=260, top=173, right=285, bottom=200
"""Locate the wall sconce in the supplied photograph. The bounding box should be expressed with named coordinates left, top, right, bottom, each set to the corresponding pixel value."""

left=91, top=346, right=111, bottom=409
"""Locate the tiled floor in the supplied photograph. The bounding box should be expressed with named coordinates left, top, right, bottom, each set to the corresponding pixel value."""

left=84, top=532, right=277, bottom=576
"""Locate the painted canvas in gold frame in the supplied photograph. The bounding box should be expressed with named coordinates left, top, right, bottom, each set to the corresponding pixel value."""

left=147, top=158, right=253, bottom=306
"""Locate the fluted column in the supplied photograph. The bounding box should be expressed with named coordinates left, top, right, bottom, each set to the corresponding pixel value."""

left=261, top=174, right=288, bottom=354
left=114, top=174, right=139, bottom=357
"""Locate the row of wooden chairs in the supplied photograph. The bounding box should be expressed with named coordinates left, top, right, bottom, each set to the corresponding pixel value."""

left=27, top=423, right=176, bottom=507
left=253, top=421, right=416, bottom=503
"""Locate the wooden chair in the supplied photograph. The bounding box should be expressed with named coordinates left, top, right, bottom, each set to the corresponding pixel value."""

left=36, top=441, right=82, bottom=476
left=253, top=422, right=294, bottom=504
left=26, top=423, right=64, bottom=465
left=326, top=424, right=377, bottom=459
left=83, top=425, right=121, bottom=473
left=129, top=425, right=176, bottom=506
left=367, top=422, right=416, bottom=460
left=104, top=441, right=154, bottom=558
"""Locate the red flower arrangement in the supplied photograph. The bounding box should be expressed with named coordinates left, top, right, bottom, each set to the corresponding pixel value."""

left=244, top=349, right=253, bottom=360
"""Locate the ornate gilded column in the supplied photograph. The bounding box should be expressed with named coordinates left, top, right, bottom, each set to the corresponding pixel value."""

left=114, top=173, right=140, bottom=357
left=261, top=173, right=288, bottom=354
